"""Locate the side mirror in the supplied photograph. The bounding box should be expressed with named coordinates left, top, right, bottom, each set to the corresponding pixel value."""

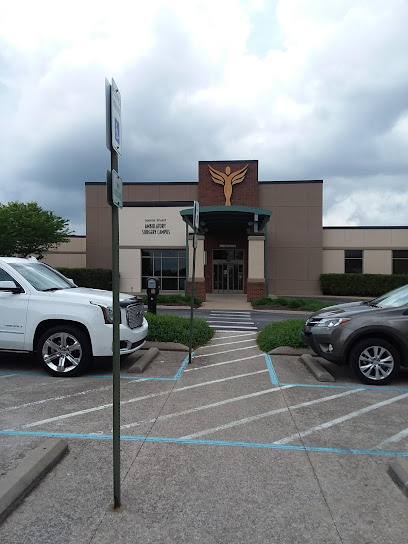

left=0, top=280, right=23, bottom=293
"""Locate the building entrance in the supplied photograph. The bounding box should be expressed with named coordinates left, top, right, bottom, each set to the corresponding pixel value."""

left=212, top=249, right=244, bottom=294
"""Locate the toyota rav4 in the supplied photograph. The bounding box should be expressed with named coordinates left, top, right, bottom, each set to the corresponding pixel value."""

left=0, top=257, right=148, bottom=377
left=301, top=285, right=408, bottom=385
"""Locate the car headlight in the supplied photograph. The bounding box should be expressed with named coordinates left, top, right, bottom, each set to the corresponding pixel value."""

left=315, top=318, right=350, bottom=328
left=91, top=302, right=115, bottom=324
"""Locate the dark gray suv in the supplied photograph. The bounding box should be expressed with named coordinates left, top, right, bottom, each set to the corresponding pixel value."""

left=301, top=285, right=408, bottom=385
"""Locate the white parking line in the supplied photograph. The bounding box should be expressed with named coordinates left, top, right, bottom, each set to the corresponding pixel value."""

left=213, top=332, right=257, bottom=340
left=13, top=370, right=270, bottom=429
left=375, top=427, right=408, bottom=449
left=0, top=384, right=117, bottom=413
left=208, top=319, right=255, bottom=323
left=180, top=389, right=362, bottom=439
left=197, top=339, right=257, bottom=349
left=209, top=325, right=258, bottom=330
left=184, top=354, right=264, bottom=371
left=121, top=386, right=292, bottom=430
left=193, top=346, right=258, bottom=358
left=275, top=392, right=408, bottom=445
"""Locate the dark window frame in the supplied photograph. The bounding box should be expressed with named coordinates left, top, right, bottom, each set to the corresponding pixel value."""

left=141, top=249, right=187, bottom=291
left=392, top=250, right=408, bottom=274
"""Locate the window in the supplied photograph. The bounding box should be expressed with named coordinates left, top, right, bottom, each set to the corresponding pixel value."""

left=393, top=250, right=408, bottom=274
left=141, top=250, right=186, bottom=291
left=345, top=250, right=363, bottom=274
left=213, top=249, right=243, bottom=261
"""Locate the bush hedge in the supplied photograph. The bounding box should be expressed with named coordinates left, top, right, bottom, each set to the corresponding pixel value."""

left=140, top=294, right=202, bottom=306
left=56, top=268, right=112, bottom=290
left=145, top=313, right=214, bottom=348
left=257, top=319, right=307, bottom=352
left=251, top=296, right=337, bottom=312
left=320, top=273, right=408, bottom=297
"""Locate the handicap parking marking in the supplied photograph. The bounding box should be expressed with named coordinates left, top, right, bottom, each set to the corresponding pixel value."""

left=3, top=331, right=408, bottom=459
left=274, top=391, right=408, bottom=445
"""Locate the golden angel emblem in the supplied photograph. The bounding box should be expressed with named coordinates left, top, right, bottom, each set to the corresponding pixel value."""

left=208, top=164, right=248, bottom=206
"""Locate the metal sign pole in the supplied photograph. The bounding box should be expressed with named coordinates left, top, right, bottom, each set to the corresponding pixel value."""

left=188, top=202, right=199, bottom=364
left=106, top=77, right=122, bottom=509
left=111, top=150, right=121, bottom=509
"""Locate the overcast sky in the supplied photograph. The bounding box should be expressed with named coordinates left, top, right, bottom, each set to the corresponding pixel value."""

left=1, top=0, right=408, bottom=234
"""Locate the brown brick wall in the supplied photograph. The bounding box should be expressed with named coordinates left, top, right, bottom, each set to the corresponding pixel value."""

left=186, top=280, right=206, bottom=301
left=246, top=280, right=266, bottom=301
left=198, top=161, right=258, bottom=207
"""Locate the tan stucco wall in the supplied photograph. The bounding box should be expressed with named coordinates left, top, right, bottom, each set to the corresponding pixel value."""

left=188, top=235, right=205, bottom=280
left=119, top=248, right=141, bottom=294
left=259, top=182, right=323, bottom=296
left=43, top=236, right=86, bottom=268
left=364, top=250, right=392, bottom=274
left=323, top=228, right=408, bottom=274
left=323, top=228, right=408, bottom=249
left=322, top=250, right=344, bottom=273
left=86, top=182, right=198, bottom=269
left=119, top=206, right=187, bottom=247
left=248, top=236, right=265, bottom=279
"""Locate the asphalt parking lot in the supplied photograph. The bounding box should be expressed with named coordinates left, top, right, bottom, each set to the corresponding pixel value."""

left=1, top=334, right=408, bottom=543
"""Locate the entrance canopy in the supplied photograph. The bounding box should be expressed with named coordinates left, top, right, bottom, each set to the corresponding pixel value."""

left=180, top=205, right=271, bottom=233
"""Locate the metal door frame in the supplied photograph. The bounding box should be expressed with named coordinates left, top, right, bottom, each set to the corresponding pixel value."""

left=212, top=261, right=244, bottom=293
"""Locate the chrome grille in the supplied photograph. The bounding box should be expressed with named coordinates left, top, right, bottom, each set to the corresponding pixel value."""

left=306, top=317, right=323, bottom=327
left=126, top=303, right=144, bottom=329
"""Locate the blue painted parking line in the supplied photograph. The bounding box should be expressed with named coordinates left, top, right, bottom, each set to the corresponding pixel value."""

left=1, top=429, right=407, bottom=458
left=173, top=353, right=191, bottom=380
left=264, top=354, right=279, bottom=385
left=279, top=382, right=408, bottom=393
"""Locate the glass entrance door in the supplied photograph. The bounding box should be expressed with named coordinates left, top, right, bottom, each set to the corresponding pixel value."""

left=213, top=262, right=244, bottom=293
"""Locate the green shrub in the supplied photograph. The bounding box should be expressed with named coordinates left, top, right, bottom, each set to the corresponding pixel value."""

left=257, top=319, right=307, bottom=352
left=56, top=267, right=112, bottom=290
left=145, top=313, right=214, bottom=348
left=251, top=296, right=338, bottom=312
left=273, top=297, right=288, bottom=306
left=286, top=298, right=306, bottom=309
left=320, top=273, right=408, bottom=297
left=140, top=294, right=202, bottom=306
left=251, top=296, right=273, bottom=306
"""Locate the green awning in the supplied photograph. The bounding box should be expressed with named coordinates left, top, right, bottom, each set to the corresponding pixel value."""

left=180, top=205, right=271, bottom=234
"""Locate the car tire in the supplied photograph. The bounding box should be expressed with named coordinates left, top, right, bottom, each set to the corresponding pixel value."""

left=349, top=337, right=400, bottom=386
left=37, top=325, right=92, bottom=377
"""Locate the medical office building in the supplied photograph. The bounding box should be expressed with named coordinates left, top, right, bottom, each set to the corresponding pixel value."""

left=49, top=160, right=408, bottom=301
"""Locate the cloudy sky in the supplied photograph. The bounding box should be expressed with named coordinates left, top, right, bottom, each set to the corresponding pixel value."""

left=1, top=0, right=407, bottom=234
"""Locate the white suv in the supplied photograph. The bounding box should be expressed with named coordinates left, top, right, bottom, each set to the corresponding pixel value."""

left=0, top=257, right=148, bottom=377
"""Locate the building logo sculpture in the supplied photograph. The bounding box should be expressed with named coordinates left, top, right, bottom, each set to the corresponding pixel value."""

left=208, top=164, right=248, bottom=206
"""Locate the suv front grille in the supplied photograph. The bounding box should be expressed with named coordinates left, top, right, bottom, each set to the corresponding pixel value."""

left=126, top=303, right=144, bottom=329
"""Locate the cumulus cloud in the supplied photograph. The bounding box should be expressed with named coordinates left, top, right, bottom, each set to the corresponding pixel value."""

left=0, top=0, right=407, bottom=233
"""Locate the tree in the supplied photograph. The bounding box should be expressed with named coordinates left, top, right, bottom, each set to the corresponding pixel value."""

left=0, top=201, right=73, bottom=259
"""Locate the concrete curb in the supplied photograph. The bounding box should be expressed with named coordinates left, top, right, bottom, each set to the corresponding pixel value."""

left=142, top=341, right=189, bottom=352
left=127, top=347, right=159, bottom=373
left=0, top=438, right=68, bottom=523
left=299, top=354, right=335, bottom=382
left=388, top=459, right=408, bottom=498
left=269, top=347, right=316, bottom=356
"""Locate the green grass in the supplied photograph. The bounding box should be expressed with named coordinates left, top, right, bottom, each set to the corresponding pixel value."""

left=256, top=319, right=307, bottom=352
left=251, top=296, right=339, bottom=312
left=145, top=313, right=214, bottom=348
left=141, top=294, right=202, bottom=306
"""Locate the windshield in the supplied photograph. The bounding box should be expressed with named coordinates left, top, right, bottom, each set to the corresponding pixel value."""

left=371, top=284, right=408, bottom=308
left=9, top=263, right=74, bottom=291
